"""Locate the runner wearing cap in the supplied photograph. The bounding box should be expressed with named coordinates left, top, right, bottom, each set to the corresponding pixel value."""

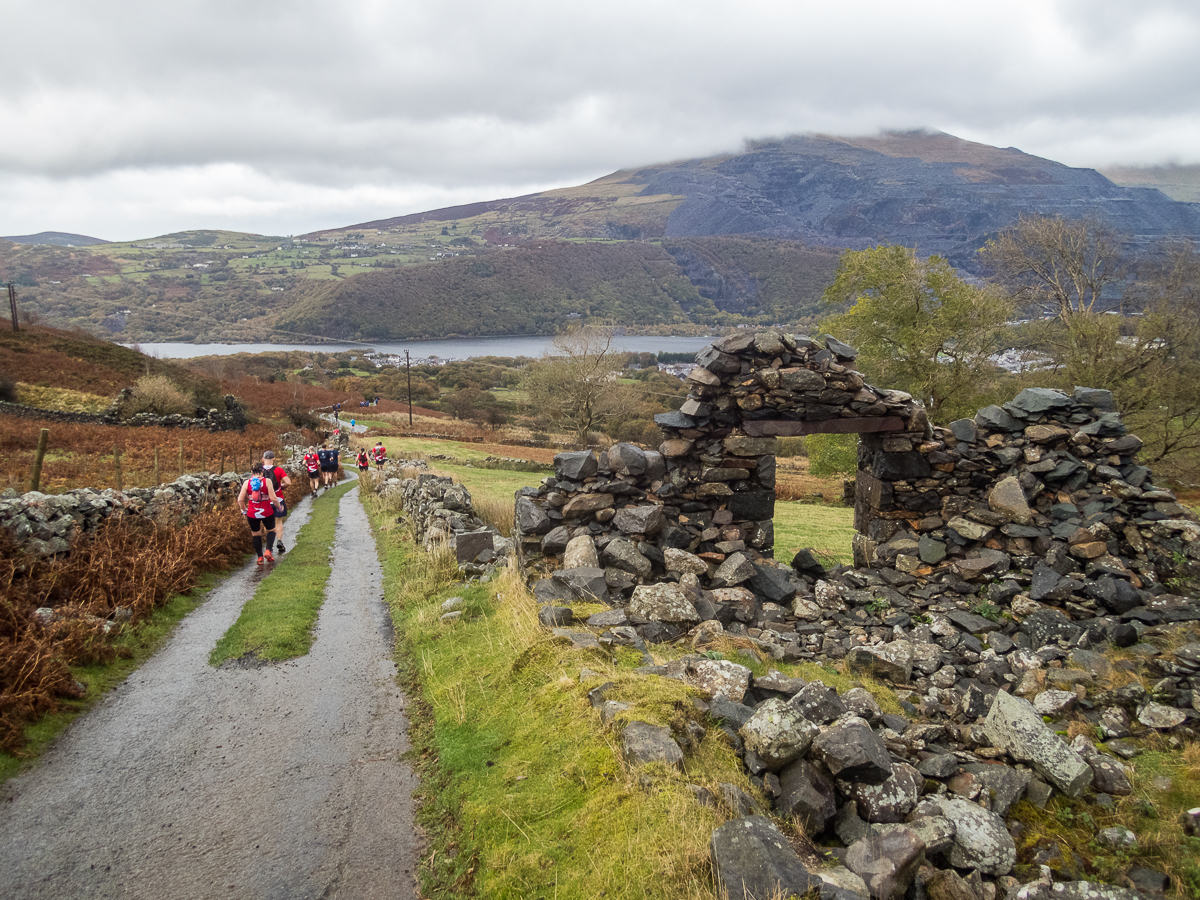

left=260, top=450, right=291, bottom=554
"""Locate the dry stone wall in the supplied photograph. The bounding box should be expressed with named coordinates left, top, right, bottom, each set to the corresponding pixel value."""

left=0, top=392, right=248, bottom=432
left=0, top=472, right=245, bottom=557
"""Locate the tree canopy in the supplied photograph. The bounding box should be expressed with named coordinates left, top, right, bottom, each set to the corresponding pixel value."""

left=821, top=245, right=1013, bottom=419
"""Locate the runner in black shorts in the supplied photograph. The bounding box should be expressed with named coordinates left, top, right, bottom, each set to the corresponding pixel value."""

left=239, top=464, right=280, bottom=565
left=318, top=443, right=337, bottom=491
left=261, top=451, right=291, bottom=553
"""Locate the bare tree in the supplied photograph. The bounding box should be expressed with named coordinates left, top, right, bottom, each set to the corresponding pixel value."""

left=979, top=214, right=1126, bottom=319
left=524, top=326, right=631, bottom=445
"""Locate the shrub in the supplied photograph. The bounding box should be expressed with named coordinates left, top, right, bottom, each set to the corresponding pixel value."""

left=776, top=436, right=806, bottom=458
left=283, top=403, right=323, bottom=432
left=119, top=375, right=194, bottom=419
left=0, top=373, right=15, bottom=404
left=805, top=433, right=859, bottom=477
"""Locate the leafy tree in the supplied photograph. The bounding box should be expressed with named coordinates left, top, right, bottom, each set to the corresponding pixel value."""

left=524, top=326, right=633, bottom=444
left=821, top=245, right=1014, bottom=419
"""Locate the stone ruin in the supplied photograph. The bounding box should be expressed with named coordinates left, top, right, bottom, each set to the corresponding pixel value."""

left=509, top=330, right=1200, bottom=899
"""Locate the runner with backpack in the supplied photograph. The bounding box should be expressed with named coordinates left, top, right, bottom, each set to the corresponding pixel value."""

left=260, top=451, right=291, bottom=554
left=303, top=446, right=321, bottom=497
left=372, top=442, right=387, bottom=469
left=356, top=447, right=370, bottom=476
left=238, top=464, right=283, bottom=565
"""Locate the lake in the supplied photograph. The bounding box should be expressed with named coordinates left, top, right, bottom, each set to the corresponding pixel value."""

left=128, top=334, right=718, bottom=360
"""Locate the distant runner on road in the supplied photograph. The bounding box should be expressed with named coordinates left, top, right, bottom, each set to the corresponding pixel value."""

left=303, top=446, right=321, bottom=497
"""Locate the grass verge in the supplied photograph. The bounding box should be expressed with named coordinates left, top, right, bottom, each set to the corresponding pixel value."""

left=209, top=481, right=354, bottom=665
left=364, top=489, right=754, bottom=900
left=0, top=571, right=221, bottom=783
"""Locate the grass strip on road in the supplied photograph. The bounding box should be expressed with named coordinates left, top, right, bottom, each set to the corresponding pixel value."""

left=210, top=481, right=354, bottom=665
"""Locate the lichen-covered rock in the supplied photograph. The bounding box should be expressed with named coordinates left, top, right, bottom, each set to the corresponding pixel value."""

left=710, top=816, right=818, bottom=900
left=621, top=721, right=683, bottom=769
left=933, top=797, right=1017, bottom=875
left=844, top=825, right=926, bottom=900
left=739, top=698, right=819, bottom=770
left=983, top=690, right=1093, bottom=797
left=629, top=584, right=700, bottom=624
left=810, top=723, right=892, bottom=785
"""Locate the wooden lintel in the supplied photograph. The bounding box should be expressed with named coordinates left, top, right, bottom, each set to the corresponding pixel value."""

left=743, top=416, right=906, bottom=437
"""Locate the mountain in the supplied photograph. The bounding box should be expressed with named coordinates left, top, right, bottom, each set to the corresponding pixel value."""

left=315, top=130, right=1200, bottom=272
left=8, top=130, right=1200, bottom=342
left=1, top=231, right=110, bottom=247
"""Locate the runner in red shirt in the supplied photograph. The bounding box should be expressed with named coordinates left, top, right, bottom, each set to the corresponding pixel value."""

left=303, top=446, right=321, bottom=497
left=356, top=448, right=370, bottom=476
left=260, top=451, right=292, bottom=554
left=238, top=464, right=282, bottom=565
left=372, top=442, right=387, bottom=469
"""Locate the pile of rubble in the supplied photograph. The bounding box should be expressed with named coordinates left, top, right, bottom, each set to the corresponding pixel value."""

left=507, top=330, right=1200, bottom=900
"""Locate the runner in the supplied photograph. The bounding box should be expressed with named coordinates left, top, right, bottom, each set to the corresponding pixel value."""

left=238, top=464, right=281, bottom=565
left=356, top=447, right=370, bottom=476
left=318, top=443, right=337, bottom=492
left=303, top=446, right=321, bottom=497
left=372, top=441, right=387, bottom=469
left=260, top=450, right=292, bottom=554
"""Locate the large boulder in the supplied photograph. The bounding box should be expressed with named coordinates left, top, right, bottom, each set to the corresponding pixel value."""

left=710, top=816, right=819, bottom=900
left=934, top=797, right=1017, bottom=875
left=629, top=584, right=700, bottom=624
left=810, top=723, right=892, bottom=785
left=844, top=825, right=926, bottom=900
left=983, top=690, right=1093, bottom=797
left=739, top=698, right=819, bottom=770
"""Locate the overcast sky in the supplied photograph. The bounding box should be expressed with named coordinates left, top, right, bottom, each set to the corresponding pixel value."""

left=3, top=0, right=1198, bottom=241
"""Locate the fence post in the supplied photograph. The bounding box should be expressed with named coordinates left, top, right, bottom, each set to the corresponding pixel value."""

left=114, top=445, right=123, bottom=491
left=30, top=428, right=49, bottom=492
left=219, top=451, right=225, bottom=475
left=178, top=440, right=184, bottom=477
left=154, top=447, right=160, bottom=484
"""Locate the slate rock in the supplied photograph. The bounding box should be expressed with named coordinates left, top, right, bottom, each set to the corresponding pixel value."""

left=622, top=721, right=684, bottom=769
left=604, top=538, right=653, bottom=578
left=934, top=797, right=1016, bottom=875
left=538, top=606, right=573, bottom=627
left=712, top=551, right=759, bottom=587
left=739, top=698, right=820, bottom=770
left=844, top=825, right=926, bottom=900
left=961, top=763, right=1032, bottom=817
left=989, top=475, right=1035, bottom=525
left=629, top=583, right=700, bottom=624
left=1010, top=387, right=1074, bottom=414
left=917, top=754, right=960, bottom=779
left=613, top=504, right=665, bottom=536
left=709, top=698, right=756, bottom=730
left=982, top=690, right=1093, bottom=797
left=949, top=419, right=978, bottom=443
left=846, top=640, right=913, bottom=684
left=541, top=525, right=571, bottom=555
left=554, top=450, right=598, bottom=481
left=555, top=566, right=609, bottom=601
left=710, top=816, right=819, bottom=900
left=777, top=758, right=837, bottom=835
left=842, top=762, right=921, bottom=824
left=810, top=723, right=892, bottom=785
left=975, top=405, right=1024, bottom=432
left=516, top=496, right=552, bottom=534
left=1068, top=737, right=1132, bottom=796
left=789, top=682, right=848, bottom=725
left=1021, top=607, right=1083, bottom=648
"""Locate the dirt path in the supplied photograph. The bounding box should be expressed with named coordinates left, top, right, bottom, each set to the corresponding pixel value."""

left=0, top=484, right=421, bottom=900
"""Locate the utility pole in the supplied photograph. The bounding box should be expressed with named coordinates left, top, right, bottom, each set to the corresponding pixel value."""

left=7, top=283, right=17, bottom=332
left=405, top=350, right=413, bottom=426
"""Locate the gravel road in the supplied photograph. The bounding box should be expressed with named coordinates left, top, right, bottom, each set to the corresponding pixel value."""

left=0, top=484, right=421, bottom=900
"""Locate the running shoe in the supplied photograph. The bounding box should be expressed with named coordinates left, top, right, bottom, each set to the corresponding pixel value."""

left=256, top=556, right=264, bottom=566
left=276, top=542, right=286, bottom=554
left=264, top=550, right=275, bottom=562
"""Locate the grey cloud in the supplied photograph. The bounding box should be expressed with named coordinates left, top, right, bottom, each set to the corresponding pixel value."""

left=3, top=0, right=1200, bottom=238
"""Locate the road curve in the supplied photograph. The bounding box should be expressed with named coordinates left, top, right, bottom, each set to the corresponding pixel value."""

left=0, top=485, right=421, bottom=900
